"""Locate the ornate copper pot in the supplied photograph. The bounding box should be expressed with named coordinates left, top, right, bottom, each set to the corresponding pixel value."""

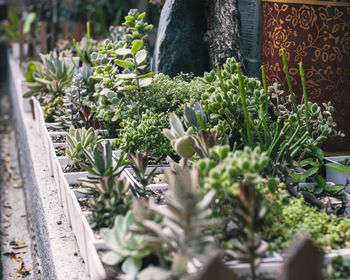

left=261, top=0, right=350, bottom=153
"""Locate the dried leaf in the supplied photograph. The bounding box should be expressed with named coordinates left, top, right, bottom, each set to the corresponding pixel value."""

left=9, top=273, right=21, bottom=277
left=9, top=252, right=23, bottom=262
left=6, top=212, right=13, bottom=217
left=16, top=261, right=31, bottom=275
left=16, top=249, right=28, bottom=254
left=10, top=240, right=25, bottom=246
left=12, top=245, right=27, bottom=249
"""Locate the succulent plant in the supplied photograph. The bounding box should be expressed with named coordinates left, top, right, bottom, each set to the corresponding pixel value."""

left=55, top=65, right=98, bottom=129
left=66, top=126, right=101, bottom=169
left=227, top=182, right=269, bottom=280
left=43, top=97, right=63, bottom=122
left=73, top=22, right=97, bottom=66
left=114, top=111, right=173, bottom=160
left=163, top=109, right=220, bottom=165
left=128, top=152, right=157, bottom=198
left=77, top=141, right=126, bottom=195
left=23, top=52, right=73, bottom=102
left=183, top=102, right=208, bottom=132
left=195, top=145, right=279, bottom=223
left=163, top=114, right=195, bottom=161
left=193, top=130, right=220, bottom=159
left=89, top=177, right=132, bottom=229
left=135, top=167, right=222, bottom=279
left=91, top=9, right=154, bottom=131
left=101, top=211, right=150, bottom=275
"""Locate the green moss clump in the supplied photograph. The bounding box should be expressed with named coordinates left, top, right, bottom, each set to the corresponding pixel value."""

left=263, top=194, right=350, bottom=252
left=140, top=73, right=207, bottom=116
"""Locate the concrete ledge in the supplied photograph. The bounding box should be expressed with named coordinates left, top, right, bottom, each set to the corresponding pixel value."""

left=7, top=54, right=89, bottom=279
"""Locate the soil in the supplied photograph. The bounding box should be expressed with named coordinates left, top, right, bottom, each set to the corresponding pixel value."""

left=132, top=172, right=168, bottom=185
left=50, top=135, right=66, bottom=143
left=150, top=189, right=165, bottom=205
left=70, top=183, right=93, bottom=213
left=55, top=146, right=66, bottom=156
left=62, top=164, right=82, bottom=173
left=47, top=127, right=66, bottom=133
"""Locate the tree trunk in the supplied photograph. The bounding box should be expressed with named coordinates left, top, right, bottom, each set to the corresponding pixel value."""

left=204, top=0, right=243, bottom=68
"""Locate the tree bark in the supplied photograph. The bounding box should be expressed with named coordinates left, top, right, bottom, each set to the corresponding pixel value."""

left=204, top=0, right=243, bottom=68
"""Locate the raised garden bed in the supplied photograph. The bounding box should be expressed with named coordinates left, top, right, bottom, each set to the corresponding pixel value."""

left=7, top=7, right=350, bottom=279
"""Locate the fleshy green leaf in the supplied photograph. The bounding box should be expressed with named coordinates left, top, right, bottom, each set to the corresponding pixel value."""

left=327, top=184, right=345, bottom=192
left=137, top=72, right=155, bottom=79
left=135, top=49, right=147, bottom=65
left=115, top=48, right=131, bottom=56
left=138, top=77, right=153, bottom=88
left=23, top=12, right=36, bottom=34
left=131, top=40, right=143, bottom=54
left=299, top=167, right=319, bottom=181
left=115, top=59, right=134, bottom=68
left=115, top=73, right=136, bottom=79
left=325, top=162, right=350, bottom=174
left=102, top=251, right=123, bottom=266
left=313, top=175, right=326, bottom=188
left=9, top=11, right=19, bottom=26
left=121, top=257, right=142, bottom=275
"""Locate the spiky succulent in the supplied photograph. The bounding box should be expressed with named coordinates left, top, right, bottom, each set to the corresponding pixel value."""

left=89, top=177, right=132, bottom=229
left=23, top=52, right=73, bottom=102
left=66, top=126, right=101, bottom=169
left=135, top=168, right=222, bottom=279
left=128, top=152, right=157, bottom=198
left=77, top=141, right=126, bottom=195
left=227, top=182, right=269, bottom=280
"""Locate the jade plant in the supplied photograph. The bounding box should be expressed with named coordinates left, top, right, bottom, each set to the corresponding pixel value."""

left=66, top=126, right=101, bottom=169
left=195, top=145, right=278, bottom=220
left=91, top=9, right=154, bottom=131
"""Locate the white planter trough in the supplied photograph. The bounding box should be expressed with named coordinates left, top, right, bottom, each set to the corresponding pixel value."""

left=19, top=80, right=33, bottom=113
left=325, top=156, right=350, bottom=186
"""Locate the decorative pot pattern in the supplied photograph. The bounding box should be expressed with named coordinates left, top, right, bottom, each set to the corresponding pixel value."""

left=262, top=0, right=350, bottom=152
